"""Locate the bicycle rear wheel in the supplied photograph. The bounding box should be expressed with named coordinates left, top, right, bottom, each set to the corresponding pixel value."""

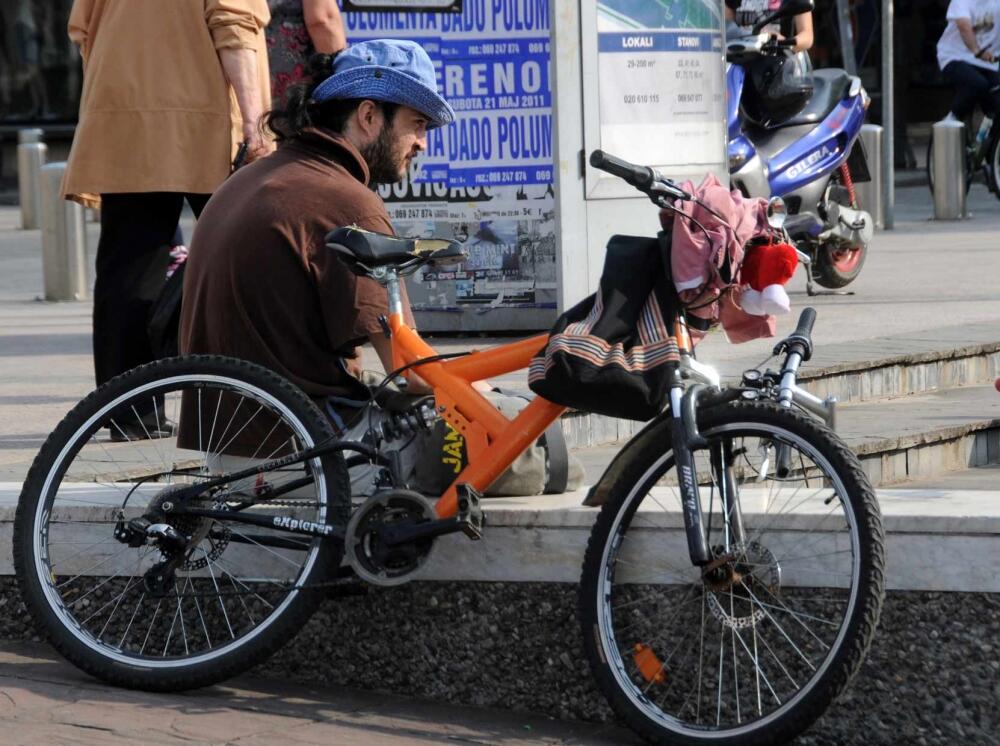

left=14, top=356, right=349, bottom=691
left=579, top=401, right=884, bottom=745
left=988, top=135, right=1000, bottom=198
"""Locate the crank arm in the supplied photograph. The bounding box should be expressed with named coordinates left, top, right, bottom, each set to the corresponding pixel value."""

left=380, top=516, right=466, bottom=546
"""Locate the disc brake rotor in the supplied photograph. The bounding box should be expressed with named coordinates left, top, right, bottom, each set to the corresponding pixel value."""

left=705, top=541, right=781, bottom=629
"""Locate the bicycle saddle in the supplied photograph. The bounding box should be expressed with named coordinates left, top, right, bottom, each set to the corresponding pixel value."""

left=326, top=225, right=466, bottom=269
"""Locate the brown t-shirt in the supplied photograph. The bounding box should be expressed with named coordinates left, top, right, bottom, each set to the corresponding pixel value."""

left=179, top=127, right=409, bottom=400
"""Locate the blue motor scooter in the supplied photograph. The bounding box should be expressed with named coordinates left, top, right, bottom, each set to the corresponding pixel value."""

left=727, top=0, right=873, bottom=293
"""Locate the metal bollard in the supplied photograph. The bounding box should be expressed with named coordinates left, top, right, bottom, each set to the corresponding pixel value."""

left=932, top=119, right=967, bottom=220
left=39, top=162, right=90, bottom=301
left=855, top=124, right=883, bottom=228
left=17, top=141, right=47, bottom=230
left=855, top=124, right=883, bottom=229
left=18, top=128, right=44, bottom=145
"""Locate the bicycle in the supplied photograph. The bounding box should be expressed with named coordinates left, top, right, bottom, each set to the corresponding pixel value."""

left=926, top=110, right=1000, bottom=198
left=14, top=151, right=885, bottom=746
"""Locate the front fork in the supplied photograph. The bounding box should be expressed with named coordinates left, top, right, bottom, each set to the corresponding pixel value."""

left=670, top=374, right=746, bottom=567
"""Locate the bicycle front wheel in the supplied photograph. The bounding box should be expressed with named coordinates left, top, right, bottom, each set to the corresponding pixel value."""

left=13, top=356, right=349, bottom=691
left=579, top=401, right=885, bottom=746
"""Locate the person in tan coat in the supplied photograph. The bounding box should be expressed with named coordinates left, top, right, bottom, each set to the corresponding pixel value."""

left=62, top=0, right=273, bottom=416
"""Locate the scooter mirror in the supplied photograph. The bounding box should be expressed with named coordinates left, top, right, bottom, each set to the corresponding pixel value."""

left=767, top=197, right=788, bottom=229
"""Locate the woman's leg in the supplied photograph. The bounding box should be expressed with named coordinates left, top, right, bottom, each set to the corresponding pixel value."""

left=92, top=192, right=185, bottom=386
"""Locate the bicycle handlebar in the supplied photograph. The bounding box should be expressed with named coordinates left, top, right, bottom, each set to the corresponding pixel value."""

left=589, top=150, right=654, bottom=190
left=779, top=307, right=816, bottom=362
left=589, top=150, right=692, bottom=200
left=794, top=307, right=816, bottom=338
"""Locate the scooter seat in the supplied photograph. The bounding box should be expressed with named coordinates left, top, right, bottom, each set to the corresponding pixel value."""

left=773, top=70, right=853, bottom=128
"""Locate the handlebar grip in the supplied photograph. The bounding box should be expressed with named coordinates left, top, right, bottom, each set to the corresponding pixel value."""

left=589, top=150, right=654, bottom=190
left=778, top=307, right=816, bottom=362
left=794, top=307, right=817, bottom=338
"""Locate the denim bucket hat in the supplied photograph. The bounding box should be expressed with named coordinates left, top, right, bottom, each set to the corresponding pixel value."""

left=312, top=40, right=455, bottom=129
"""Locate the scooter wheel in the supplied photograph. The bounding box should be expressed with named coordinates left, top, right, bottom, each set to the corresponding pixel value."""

left=811, top=241, right=867, bottom=289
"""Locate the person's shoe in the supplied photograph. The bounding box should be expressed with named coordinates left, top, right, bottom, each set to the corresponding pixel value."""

left=108, top=416, right=175, bottom=443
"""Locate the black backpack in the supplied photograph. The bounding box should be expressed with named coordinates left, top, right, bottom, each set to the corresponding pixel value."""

left=528, top=234, right=681, bottom=422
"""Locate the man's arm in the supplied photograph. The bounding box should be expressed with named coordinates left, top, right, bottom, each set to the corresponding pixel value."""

left=955, top=18, right=996, bottom=63
left=303, top=0, right=347, bottom=55
left=792, top=12, right=813, bottom=53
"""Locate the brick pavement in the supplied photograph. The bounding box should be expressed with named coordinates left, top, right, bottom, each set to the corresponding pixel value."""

left=0, top=642, right=637, bottom=745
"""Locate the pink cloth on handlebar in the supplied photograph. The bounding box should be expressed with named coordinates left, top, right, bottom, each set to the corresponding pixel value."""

left=659, top=173, right=776, bottom=344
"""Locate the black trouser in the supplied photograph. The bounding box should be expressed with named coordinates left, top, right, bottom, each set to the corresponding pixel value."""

left=93, top=192, right=209, bottom=387
left=942, top=61, right=1000, bottom=120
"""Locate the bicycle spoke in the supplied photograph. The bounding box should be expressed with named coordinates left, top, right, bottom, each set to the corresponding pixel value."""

left=139, top=599, right=162, bottom=656
left=730, top=593, right=740, bottom=723
left=191, top=581, right=212, bottom=649
left=216, top=404, right=265, bottom=458
left=119, top=591, right=147, bottom=650
left=755, top=582, right=833, bottom=650
left=205, top=550, right=236, bottom=640
left=54, top=546, right=132, bottom=589
left=740, top=582, right=817, bottom=671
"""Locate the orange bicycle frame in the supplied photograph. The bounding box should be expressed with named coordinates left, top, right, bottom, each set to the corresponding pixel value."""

left=385, top=304, right=693, bottom=519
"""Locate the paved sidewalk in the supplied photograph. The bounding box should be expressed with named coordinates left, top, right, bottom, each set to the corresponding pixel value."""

left=0, top=641, right=637, bottom=745
left=2, top=186, right=1000, bottom=743
left=4, top=185, right=1000, bottom=482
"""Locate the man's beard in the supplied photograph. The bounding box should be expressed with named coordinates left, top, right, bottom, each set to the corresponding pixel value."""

left=361, top=123, right=406, bottom=185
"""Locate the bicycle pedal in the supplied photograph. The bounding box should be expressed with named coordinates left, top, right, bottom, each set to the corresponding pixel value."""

left=455, top=483, right=484, bottom=540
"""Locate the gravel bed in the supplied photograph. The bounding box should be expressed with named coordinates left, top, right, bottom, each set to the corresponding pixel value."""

left=1, top=578, right=997, bottom=745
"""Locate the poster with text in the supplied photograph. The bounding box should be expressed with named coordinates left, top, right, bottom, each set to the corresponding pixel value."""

left=344, top=0, right=555, bottom=321
left=596, top=0, right=725, bottom=170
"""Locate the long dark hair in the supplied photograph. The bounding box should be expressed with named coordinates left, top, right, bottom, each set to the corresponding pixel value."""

left=266, top=53, right=398, bottom=141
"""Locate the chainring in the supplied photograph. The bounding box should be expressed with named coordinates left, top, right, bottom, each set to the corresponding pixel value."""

left=344, top=489, right=436, bottom=587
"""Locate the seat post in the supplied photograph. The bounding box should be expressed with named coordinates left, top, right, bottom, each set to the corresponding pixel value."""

left=383, top=268, right=403, bottom=317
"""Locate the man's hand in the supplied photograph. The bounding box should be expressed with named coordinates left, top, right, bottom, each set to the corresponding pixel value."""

left=977, top=48, right=997, bottom=64
left=341, top=355, right=362, bottom=380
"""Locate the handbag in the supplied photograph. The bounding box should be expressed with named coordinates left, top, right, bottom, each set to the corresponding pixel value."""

left=527, top=234, right=681, bottom=422
left=147, top=250, right=187, bottom=359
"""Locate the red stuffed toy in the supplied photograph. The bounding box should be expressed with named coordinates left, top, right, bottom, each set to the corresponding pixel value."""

left=739, top=241, right=799, bottom=316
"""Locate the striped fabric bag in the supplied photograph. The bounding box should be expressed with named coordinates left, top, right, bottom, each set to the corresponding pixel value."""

left=528, top=234, right=681, bottom=421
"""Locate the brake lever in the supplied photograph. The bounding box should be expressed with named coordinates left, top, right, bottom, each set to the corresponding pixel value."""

left=649, top=170, right=692, bottom=201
